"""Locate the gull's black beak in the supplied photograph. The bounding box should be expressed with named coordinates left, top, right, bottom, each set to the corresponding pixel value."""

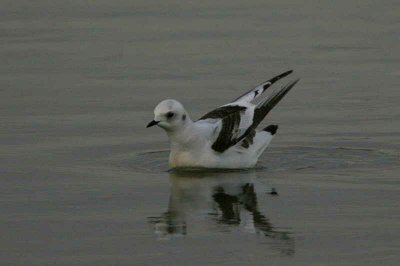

left=146, top=120, right=159, bottom=128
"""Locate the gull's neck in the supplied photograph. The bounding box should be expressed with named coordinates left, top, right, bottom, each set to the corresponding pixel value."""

left=166, top=117, right=199, bottom=151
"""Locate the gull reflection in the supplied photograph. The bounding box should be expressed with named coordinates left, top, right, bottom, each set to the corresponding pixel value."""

left=148, top=169, right=294, bottom=255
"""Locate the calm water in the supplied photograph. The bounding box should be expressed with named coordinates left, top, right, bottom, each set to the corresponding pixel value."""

left=1, top=1, right=400, bottom=265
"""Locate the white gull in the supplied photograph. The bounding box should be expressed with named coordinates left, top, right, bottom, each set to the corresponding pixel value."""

left=146, top=70, right=299, bottom=169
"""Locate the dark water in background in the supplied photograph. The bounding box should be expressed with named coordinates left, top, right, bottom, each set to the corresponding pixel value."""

left=1, top=1, right=400, bottom=265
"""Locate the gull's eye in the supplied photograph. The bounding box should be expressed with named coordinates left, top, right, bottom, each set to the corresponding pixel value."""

left=166, top=112, right=175, bottom=119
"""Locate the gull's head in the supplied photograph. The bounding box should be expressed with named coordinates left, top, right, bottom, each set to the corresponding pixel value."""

left=146, top=99, right=189, bottom=131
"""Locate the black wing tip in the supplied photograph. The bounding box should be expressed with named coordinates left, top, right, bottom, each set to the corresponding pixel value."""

left=278, top=78, right=300, bottom=94
left=286, top=78, right=301, bottom=89
left=283, top=69, right=294, bottom=76
left=275, top=70, right=294, bottom=81
left=263, top=124, right=278, bottom=135
left=262, top=70, right=294, bottom=90
left=253, top=78, right=300, bottom=129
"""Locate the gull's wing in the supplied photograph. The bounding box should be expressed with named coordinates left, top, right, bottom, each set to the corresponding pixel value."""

left=198, top=70, right=293, bottom=121
left=208, top=105, right=254, bottom=153
left=251, top=79, right=300, bottom=129
left=197, top=78, right=299, bottom=153
left=231, top=70, right=293, bottom=104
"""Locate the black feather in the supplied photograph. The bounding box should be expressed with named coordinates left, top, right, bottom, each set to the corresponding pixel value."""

left=199, top=105, right=246, bottom=120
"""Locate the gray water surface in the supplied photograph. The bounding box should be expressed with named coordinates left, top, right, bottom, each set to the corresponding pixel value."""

left=1, top=1, right=400, bottom=265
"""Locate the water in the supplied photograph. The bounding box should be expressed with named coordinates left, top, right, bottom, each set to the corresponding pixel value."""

left=1, top=1, right=400, bottom=265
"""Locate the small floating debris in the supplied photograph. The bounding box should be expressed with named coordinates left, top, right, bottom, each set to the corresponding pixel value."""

left=269, top=188, right=278, bottom=196
left=295, top=166, right=315, bottom=171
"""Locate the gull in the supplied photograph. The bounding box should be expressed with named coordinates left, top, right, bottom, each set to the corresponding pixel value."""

left=146, top=70, right=299, bottom=169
